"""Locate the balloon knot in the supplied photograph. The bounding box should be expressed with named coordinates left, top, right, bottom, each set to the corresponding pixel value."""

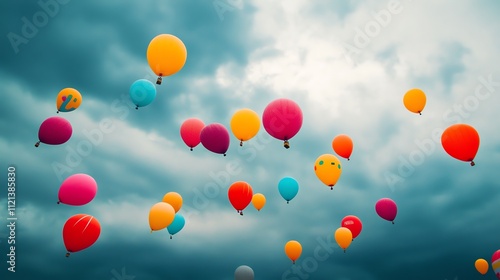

left=35, top=141, right=40, bottom=147
left=66, top=252, right=70, bottom=257
left=284, top=140, right=290, bottom=149
left=470, top=161, right=475, bottom=166
left=292, top=261, right=295, bottom=264
left=156, top=76, right=162, bottom=85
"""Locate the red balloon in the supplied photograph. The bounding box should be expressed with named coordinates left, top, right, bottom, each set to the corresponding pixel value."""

left=62, top=214, right=101, bottom=257
left=228, top=181, right=253, bottom=215
left=340, top=215, right=362, bottom=239
left=180, top=118, right=205, bottom=151
left=36, top=116, right=72, bottom=147
left=441, top=123, right=480, bottom=166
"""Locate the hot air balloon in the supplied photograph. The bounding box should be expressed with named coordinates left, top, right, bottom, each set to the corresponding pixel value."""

left=58, top=174, right=98, bottom=206
left=167, top=213, right=185, bottom=239
left=441, top=123, right=480, bottom=166
left=146, top=34, right=187, bottom=85
left=148, top=202, right=175, bottom=232
left=492, top=249, right=500, bottom=279
left=162, top=192, right=183, bottom=213
left=284, top=240, right=302, bottom=264
left=62, top=214, right=101, bottom=257
left=234, top=265, right=254, bottom=280
left=403, top=88, right=426, bottom=115
left=278, top=176, right=299, bottom=204
left=341, top=215, right=362, bottom=240
left=332, top=134, right=353, bottom=160
left=200, top=123, right=230, bottom=156
left=56, top=88, right=82, bottom=113
left=475, top=258, right=489, bottom=275
left=314, top=154, right=342, bottom=190
left=35, top=116, right=72, bottom=147
left=230, top=108, right=261, bottom=146
left=228, top=181, right=253, bottom=215
left=262, top=98, right=303, bottom=149
left=129, top=79, right=157, bottom=109
left=375, top=198, right=398, bottom=224
left=334, top=227, right=353, bottom=252
left=251, top=193, right=266, bottom=211
left=180, top=118, right=205, bottom=151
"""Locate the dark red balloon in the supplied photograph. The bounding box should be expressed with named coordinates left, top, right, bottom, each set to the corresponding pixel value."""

left=62, top=214, right=101, bottom=257
left=200, top=123, right=230, bottom=156
left=228, top=181, right=253, bottom=215
left=36, top=116, right=72, bottom=147
left=341, top=215, right=362, bottom=239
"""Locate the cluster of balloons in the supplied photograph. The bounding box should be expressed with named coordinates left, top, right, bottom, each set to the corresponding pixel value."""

left=475, top=250, right=500, bottom=278
left=148, top=192, right=186, bottom=238
left=35, top=88, right=82, bottom=147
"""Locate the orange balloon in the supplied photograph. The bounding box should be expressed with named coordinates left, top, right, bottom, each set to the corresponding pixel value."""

left=146, top=34, right=187, bottom=84
left=441, top=124, right=480, bottom=166
left=162, top=192, right=183, bottom=213
left=332, top=134, right=353, bottom=160
left=475, top=258, right=489, bottom=275
left=284, top=240, right=302, bottom=264
left=403, top=88, right=426, bottom=115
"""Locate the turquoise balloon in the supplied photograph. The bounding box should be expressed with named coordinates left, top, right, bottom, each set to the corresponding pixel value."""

left=278, top=177, right=299, bottom=204
left=167, top=213, right=185, bottom=239
left=129, top=79, right=156, bottom=109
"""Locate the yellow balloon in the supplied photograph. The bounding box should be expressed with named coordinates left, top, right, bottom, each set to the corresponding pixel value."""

left=475, top=258, right=489, bottom=275
left=403, top=88, right=426, bottom=115
left=162, top=192, right=183, bottom=213
left=56, top=88, right=82, bottom=113
left=146, top=34, right=187, bottom=83
left=230, top=108, right=261, bottom=146
left=284, top=240, right=302, bottom=264
left=148, top=202, right=175, bottom=232
left=334, top=227, right=353, bottom=252
left=314, top=154, right=342, bottom=190
left=251, top=193, right=266, bottom=211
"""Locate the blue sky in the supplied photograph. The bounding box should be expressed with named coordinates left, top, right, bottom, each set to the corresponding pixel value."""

left=1, top=0, right=500, bottom=279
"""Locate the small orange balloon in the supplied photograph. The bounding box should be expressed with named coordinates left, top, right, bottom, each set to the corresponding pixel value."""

left=441, top=124, right=480, bottom=166
left=284, top=240, right=302, bottom=264
left=162, top=192, right=183, bottom=213
left=332, top=134, right=353, bottom=160
left=403, top=88, right=426, bottom=115
left=475, top=258, right=489, bottom=275
left=251, top=193, right=266, bottom=211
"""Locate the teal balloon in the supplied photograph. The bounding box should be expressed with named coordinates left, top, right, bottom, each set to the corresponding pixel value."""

left=167, top=213, right=185, bottom=239
left=278, top=176, right=299, bottom=204
left=129, top=79, right=156, bottom=109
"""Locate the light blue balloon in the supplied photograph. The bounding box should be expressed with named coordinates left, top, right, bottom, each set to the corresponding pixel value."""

left=234, top=265, right=254, bottom=280
left=278, top=176, right=299, bottom=204
left=129, top=79, right=156, bottom=109
left=167, top=213, right=185, bottom=239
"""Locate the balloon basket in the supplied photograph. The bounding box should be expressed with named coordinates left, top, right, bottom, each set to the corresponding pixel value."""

left=284, top=140, right=290, bottom=149
left=35, top=141, right=40, bottom=147
left=392, top=221, right=395, bottom=224
left=470, top=161, right=475, bottom=166
left=135, top=105, right=138, bottom=110
left=239, top=141, right=243, bottom=147
left=66, top=252, right=70, bottom=257
left=223, top=153, right=226, bottom=157
left=57, top=110, right=60, bottom=114
left=239, top=211, right=243, bottom=216
left=156, top=76, right=162, bottom=85
left=170, top=235, right=172, bottom=239
left=190, top=147, right=193, bottom=151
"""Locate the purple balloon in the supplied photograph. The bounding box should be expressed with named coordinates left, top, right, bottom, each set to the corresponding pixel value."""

left=262, top=98, right=303, bottom=148
left=36, top=116, right=72, bottom=147
left=200, top=123, right=230, bottom=156
left=375, top=198, right=397, bottom=224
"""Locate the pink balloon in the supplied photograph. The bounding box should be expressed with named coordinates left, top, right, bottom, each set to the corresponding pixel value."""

left=180, top=118, right=205, bottom=151
left=36, top=116, right=72, bottom=147
left=58, top=174, right=98, bottom=206
left=262, top=98, right=303, bottom=148
left=200, top=123, right=230, bottom=156
left=375, top=198, right=398, bottom=224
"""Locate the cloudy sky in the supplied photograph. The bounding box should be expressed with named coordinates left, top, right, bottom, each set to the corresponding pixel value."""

left=1, top=0, right=500, bottom=279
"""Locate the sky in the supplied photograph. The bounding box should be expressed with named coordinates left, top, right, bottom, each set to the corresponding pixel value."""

left=1, top=0, right=500, bottom=279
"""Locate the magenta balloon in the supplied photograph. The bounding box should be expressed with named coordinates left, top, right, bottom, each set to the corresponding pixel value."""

left=262, top=98, right=303, bottom=141
left=375, top=198, right=398, bottom=223
left=200, top=123, right=230, bottom=156
left=37, top=116, right=72, bottom=146
left=58, top=174, right=98, bottom=206
left=180, top=118, right=205, bottom=151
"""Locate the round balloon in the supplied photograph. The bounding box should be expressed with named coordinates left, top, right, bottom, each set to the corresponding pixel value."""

left=63, top=214, right=101, bottom=257
left=148, top=202, right=175, bottom=232
left=475, top=258, right=489, bottom=275
left=251, top=193, right=266, bottom=211
left=228, top=181, right=253, bottom=215
left=167, top=213, right=185, bottom=239
left=230, top=108, right=261, bottom=146
left=200, top=123, right=230, bottom=156
left=58, top=174, right=98, bottom=206
left=441, top=123, right=480, bottom=166
left=285, top=240, right=302, bottom=264
left=403, top=88, right=426, bottom=115
left=332, top=134, right=353, bottom=160
left=334, top=227, right=353, bottom=252
left=278, top=176, right=299, bottom=204
left=262, top=98, right=303, bottom=149
left=314, top=154, right=342, bottom=190
left=492, top=249, right=500, bottom=279
left=56, top=88, right=82, bottom=113
left=146, top=34, right=187, bottom=84
left=180, top=118, right=205, bottom=151
left=162, top=192, right=183, bottom=213
left=36, top=116, right=72, bottom=147
left=234, top=265, right=254, bottom=280
left=340, top=215, right=362, bottom=239
left=375, top=198, right=398, bottom=224
left=129, top=79, right=156, bottom=109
